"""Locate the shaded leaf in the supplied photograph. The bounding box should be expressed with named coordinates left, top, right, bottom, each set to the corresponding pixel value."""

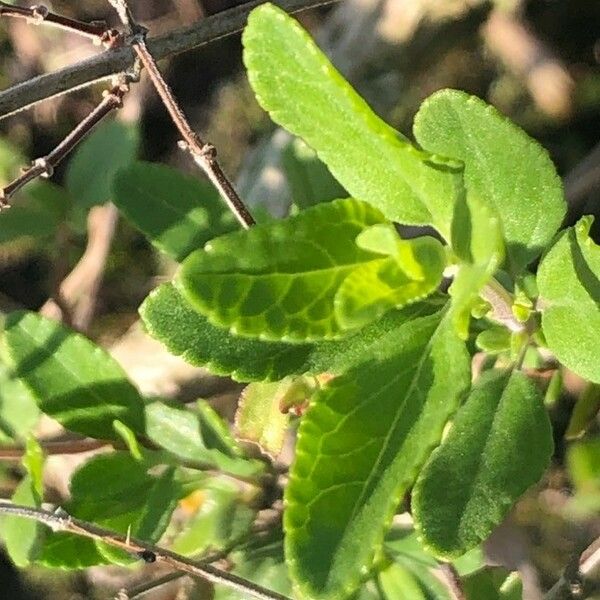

left=284, top=309, right=470, bottom=599
left=112, top=161, right=237, bottom=261
left=243, top=3, right=463, bottom=237
left=66, top=120, right=138, bottom=209
left=565, top=384, right=600, bottom=440
left=2, top=311, right=145, bottom=440
left=177, top=198, right=388, bottom=341
left=413, top=370, right=553, bottom=558
left=538, top=216, right=600, bottom=383
left=145, top=400, right=263, bottom=478
left=414, top=89, right=564, bottom=273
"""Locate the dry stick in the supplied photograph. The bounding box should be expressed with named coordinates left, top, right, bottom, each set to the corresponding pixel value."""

left=0, top=77, right=130, bottom=207
left=0, top=502, right=291, bottom=600
left=438, top=563, right=467, bottom=600
left=107, top=0, right=255, bottom=228
left=544, top=538, right=600, bottom=600
left=0, top=1, right=118, bottom=44
left=117, top=571, right=186, bottom=600
left=0, top=439, right=108, bottom=460
left=0, top=0, right=336, bottom=120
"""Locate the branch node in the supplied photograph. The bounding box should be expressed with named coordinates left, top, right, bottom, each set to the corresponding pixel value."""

left=30, top=4, right=49, bottom=23
left=33, top=157, right=53, bottom=178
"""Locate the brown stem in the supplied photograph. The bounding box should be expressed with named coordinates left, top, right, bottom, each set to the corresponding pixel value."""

left=0, top=1, right=120, bottom=46
left=107, top=0, right=255, bottom=228
left=0, top=80, right=130, bottom=207
left=0, top=502, right=291, bottom=600
left=438, top=563, right=467, bottom=600
left=0, top=439, right=108, bottom=459
left=118, top=572, right=185, bottom=600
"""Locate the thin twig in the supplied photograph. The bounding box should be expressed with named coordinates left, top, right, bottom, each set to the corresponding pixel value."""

left=438, top=563, right=467, bottom=600
left=0, top=1, right=120, bottom=45
left=0, top=502, right=291, bottom=600
left=0, top=76, right=131, bottom=207
left=0, top=439, right=108, bottom=460
left=544, top=537, right=600, bottom=599
left=107, top=0, right=255, bottom=228
left=0, top=0, right=337, bottom=120
left=117, top=572, right=186, bottom=600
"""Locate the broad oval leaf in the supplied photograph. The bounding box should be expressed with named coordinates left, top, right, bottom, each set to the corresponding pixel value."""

left=113, top=161, right=237, bottom=262
left=412, top=369, right=553, bottom=558
left=414, top=89, right=565, bottom=273
left=243, top=3, right=463, bottom=237
left=1, top=311, right=145, bottom=440
left=66, top=120, right=138, bottom=210
left=141, top=283, right=444, bottom=382
left=537, top=216, right=600, bottom=383
left=284, top=308, right=470, bottom=599
left=177, top=198, right=387, bottom=341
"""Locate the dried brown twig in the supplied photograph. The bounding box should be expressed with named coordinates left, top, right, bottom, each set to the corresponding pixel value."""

left=0, top=502, right=291, bottom=600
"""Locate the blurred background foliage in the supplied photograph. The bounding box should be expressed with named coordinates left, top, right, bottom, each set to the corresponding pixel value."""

left=0, top=0, right=598, bottom=598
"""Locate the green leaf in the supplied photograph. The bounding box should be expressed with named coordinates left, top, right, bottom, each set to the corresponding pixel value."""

left=284, top=308, right=470, bottom=599
left=567, top=438, right=600, bottom=515
left=2, top=311, right=145, bottom=440
left=145, top=400, right=263, bottom=478
left=66, top=120, right=138, bottom=210
left=538, top=216, right=600, bottom=383
left=0, top=182, right=69, bottom=245
left=565, top=384, right=600, bottom=440
left=243, top=3, right=463, bottom=237
left=0, top=358, right=40, bottom=443
left=141, top=282, right=444, bottom=382
left=447, top=193, right=504, bottom=339
left=177, top=198, right=388, bottom=341
left=112, top=161, right=237, bottom=262
left=463, top=569, right=523, bottom=600
left=378, top=563, right=430, bottom=600
left=281, top=137, right=347, bottom=210
left=236, top=377, right=315, bottom=457
left=413, top=89, right=565, bottom=273
left=335, top=231, right=446, bottom=329
left=39, top=452, right=180, bottom=568
left=3, top=438, right=46, bottom=567
left=214, top=529, right=292, bottom=600
left=412, top=369, right=553, bottom=559
left=172, top=478, right=255, bottom=556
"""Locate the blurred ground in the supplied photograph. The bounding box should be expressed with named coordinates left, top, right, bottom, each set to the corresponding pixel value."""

left=0, top=0, right=598, bottom=598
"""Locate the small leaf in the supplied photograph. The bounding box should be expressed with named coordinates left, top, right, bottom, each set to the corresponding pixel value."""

left=414, top=89, right=565, bottom=273
left=141, top=283, right=444, bottom=382
left=3, top=438, right=46, bottom=567
left=66, top=120, right=138, bottom=210
left=412, top=370, right=553, bottom=558
left=2, top=311, right=145, bottom=440
left=335, top=234, right=446, bottom=329
left=172, top=479, right=255, bottom=556
left=463, top=569, right=523, bottom=600
left=39, top=452, right=180, bottom=568
left=236, top=377, right=315, bottom=456
left=243, top=3, right=463, bottom=236
left=284, top=308, right=470, bottom=599
left=282, top=137, right=347, bottom=210
left=538, top=216, right=600, bottom=383
left=145, top=401, right=263, bottom=478
left=565, top=384, right=600, bottom=440
left=378, top=563, right=430, bottom=600
left=112, top=162, right=237, bottom=261
left=0, top=358, right=40, bottom=443
left=177, top=198, right=388, bottom=341
left=476, top=326, right=512, bottom=354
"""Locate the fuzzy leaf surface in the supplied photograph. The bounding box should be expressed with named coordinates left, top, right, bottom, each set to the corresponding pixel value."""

left=177, top=199, right=388, bottom=341
left=413, top=369, right=553, bottom=558
left=284, top=308, right=470, bottom=599
left=141, top=283, right=443, bottom=382
left=538, top=216, right=600, bottom=383
left=414, top=89, right=564, bottom=273
left=112, top=162, right=236, bottom=261
left=2, top=311, right=145, bottom=440
left=243, top=3, right=463, bottom=236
